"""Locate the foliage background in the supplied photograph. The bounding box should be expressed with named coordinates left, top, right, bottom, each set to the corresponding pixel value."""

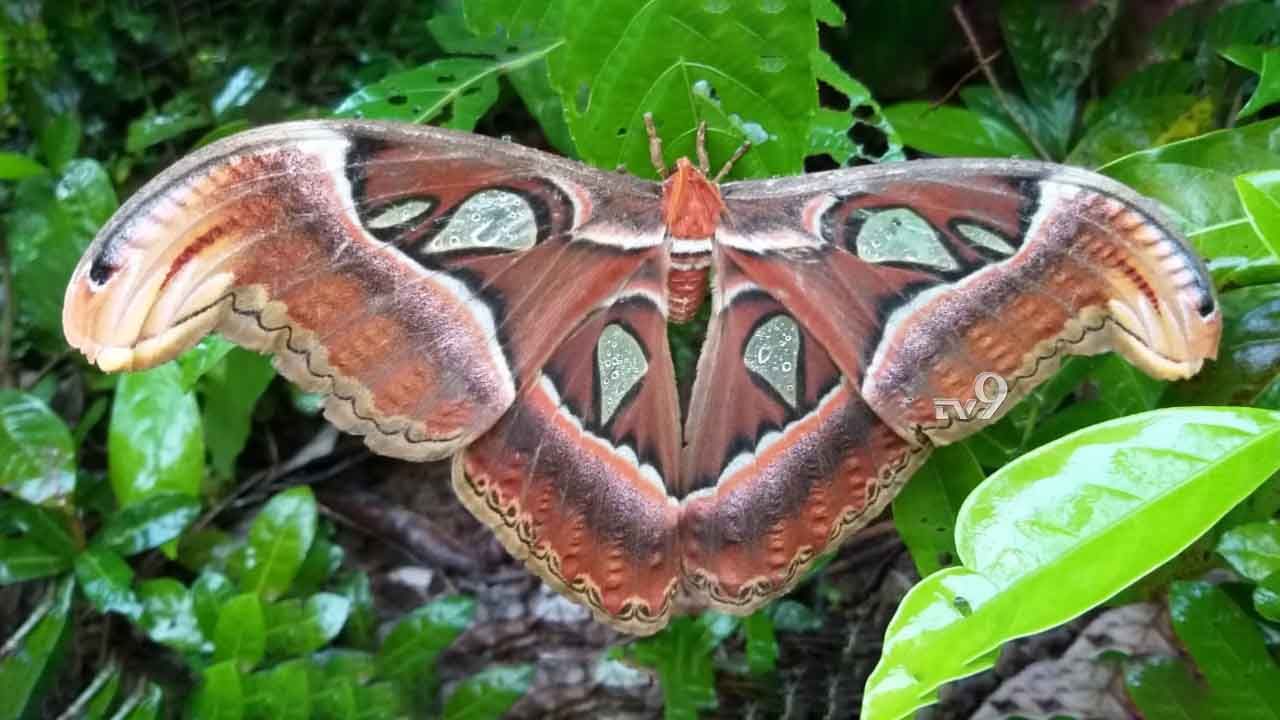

left=1, top=0, right=1280, bottom=718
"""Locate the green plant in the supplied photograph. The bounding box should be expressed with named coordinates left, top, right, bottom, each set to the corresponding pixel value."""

left=2, top=1, right=1280, bottom=719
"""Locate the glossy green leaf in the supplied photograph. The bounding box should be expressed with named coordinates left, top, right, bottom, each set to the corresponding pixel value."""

left=0, top=390, right=75, bottom=506
left=1170, top=581, right=1280, bottom=718
left=741, top=611, right=779, bottom=676
left=1208, top=2, right=1280, bottom=50
left=38, top=113, right=81, bottom=173
left=880, top=102, right=1034, bottom=159
left=199, top=348, right=275, bottom=478
left=126, top=93, right=212, bottom=154
left=1124, top=656, right=1216, bottom=720
left=238, top=486, right=317, bottom=600
left=546, top=0, right=850, bottom=178
left=626, top=613, right=738, bottom=720
left=193, top=570, right=237, bottom=639
left=74, top=546, right=141, bottom=619
left=1168, top=284, right=1280, bottom=408
left=1217, top=521, right=1280, bottom=582
left=178, top=336, right=237, bottom=390
left=263, top=593, right=350, bottom=657
left=244, top=661, right=310, bottom=720
left=0, top=152, right=47, bottom=180
left=1237, top=171, right=1280, bottom=258
left=1238, top=48, right=1280, bottom=120
left=334, top=572, right=376, bottom=650
left=0, top=499, right=76, bottom=585
left=1255, top=571, right=1280, bottom=622
left=5, top=159, right=117, bottom=346
left=95, top=492, right=200, bottom=556
left=108, top=363, right=204, bottom=507
left=215, top=594, right=266, bottom=671
left=1068, top=95, right=1214, bottom=168
left=138, top=578, right=207, bottom=654
left=334, top=57, right=511, bottom=130
left=290, top=529, right=343, bottom=598
left=377, top=594, right=475, bottom=690
left=191, top=661, right=244, bottom=720
left=893, top=444, right=985, bottom=577
left=0, top=578, right=74, bottom=720
left=212, top=64, right=272, bottom=119
left=863, top=407, right=1280, bottom=720
left=443, top=664, right=534, bottom=720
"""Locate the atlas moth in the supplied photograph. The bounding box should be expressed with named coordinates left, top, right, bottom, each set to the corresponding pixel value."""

left=63, top=114, right=1220, bottom=634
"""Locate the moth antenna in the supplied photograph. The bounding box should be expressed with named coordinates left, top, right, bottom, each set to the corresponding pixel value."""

left=643, top=113, right=668, bottom=178
left=696, top=120, right=710, bottom=174
left=713, top=140, right=752, bottom=183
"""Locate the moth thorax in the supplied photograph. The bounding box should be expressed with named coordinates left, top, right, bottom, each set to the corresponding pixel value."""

left=661, top=158, right=722, bottom=323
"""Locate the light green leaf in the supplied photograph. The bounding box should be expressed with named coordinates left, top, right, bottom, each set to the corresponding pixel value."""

left=334, top=57, right=515, bottom=130
left=1217, top=521, right=1280, bottom=582
left=0, top=390, right=75, bottom=506
left=215, top=594, right=266, bottom=671
left=625, top=613, right=738, bottom=720
left=74, top=546, right=141, bottom=619
left=95, top=492, right=201, bottom=556
left=0, top=579, right=74, bottom=720
left=109, top=363, right=204, bottom=507
left=893, top=444, right=985, bottom=577
left=881, top=103, right=1034, bottom=158
left=178, top=335, right=238, bottom=390
left=741, top=611, right=778, bottom=676
left=0, top=152, right=47, bottom=180
left=443, top=665, right=534, bottom=720
left=244, top=661, right=310, bottom=720
left=239, top=487, right=317, bottom=600
left=199, top=348, right=275, bottom=478
left=138, top=578, right=207, bottom=653
left=1237, top=171, right=1280, bottom=258
left=191, top=661, right=244, bottom=720
left=193, top=570, right=237, bottom=639
left=863, top=407, right=1280, bottom=720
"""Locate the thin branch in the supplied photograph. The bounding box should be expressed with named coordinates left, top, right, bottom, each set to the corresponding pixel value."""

left=951, top=3, right=1052, bottom=161
left=931, top=48, right=1003, bottom=109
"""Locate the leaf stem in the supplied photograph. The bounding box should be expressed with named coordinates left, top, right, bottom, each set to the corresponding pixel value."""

left=951, top=4, right=1052, bottom=161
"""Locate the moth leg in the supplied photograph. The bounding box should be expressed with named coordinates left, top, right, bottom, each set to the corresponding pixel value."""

left=696, top=121, right=710, bottom=174
left=712, top=139, right=752, bottom=183
left=643, top=113, right=667, bottom=178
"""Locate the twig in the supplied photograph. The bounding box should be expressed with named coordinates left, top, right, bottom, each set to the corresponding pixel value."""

left=951, top=3, right=1052, bottom=161
left=319, top=487, right=481, bottom=572
left=931, top=48, right=1004, bottom=108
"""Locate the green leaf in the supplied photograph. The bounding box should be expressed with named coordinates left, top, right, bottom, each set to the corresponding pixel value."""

left=893, top=444, right=985, bottom=577
left=76, top=662, right=123, bottom=720
left=215, top=594, right=266, bottom=671
left=263, top=593, right=350, bottom=657
left=1125, top=656, right=1216, bottom=720
left=1168, top=284, right=1280, bottom=408
left=335, top=572, right=376, bottom=650
left=126, top=93, right=212, bottom=154
left=741, top=611, right=779, bottom=676
left=546, top=0, right=847, bottom=177
left=1208, top=2, right=1280, bottom=50
left=239, top=486, right=317, bottom=600
left=862, top=407, right=1280, bottom=720
left=193, top=570, right=237, bottom=638
left=0, top=524, right=74, bottom=585
left=1237, top=48, right=1280, bottom=120
left=178, top=336, right=237, bottom=390
left=1255, top=571, right=1280, bottom=622
left=74, top=546, right=141, bottom=619
left=290, top=530, right=343, bottom=597
left=95, top=492, right=201, bottom=556
left=443, top=665, right=534, bottom=720
left=1170, top=581, right=1280, bottom=717
left=0, top=578, right=74, bottom=720
left=0, top=390, right=75, bottom=506
left=1237, top=171, right=1280, bottom=258
left=244, top=661, right=310, bottom=720
left=1217, top=521, right=1280, bottom=582
left=0, top=152, right=47, bottom=180
left=807, top=50, right=901, bottom=164
left=1068, top=96, right=1214, bottom=169
left=334, top=57, right=508, bottom=130
left=626, top=613, right=738, bottom=720
left=191, top=661, right=244, bottom=720
left=109, top=682, right=164, bottom=720
left=881, top=103, right=1034, bottom=158
left=5, top=159, right=117, bottom=346
left=108, top=363, right=204, bottom=507
left=138, top=578, right=207, bottom=653
left=38, top=113, right=81, bottom=173
left=212, top=64, right=273, bottom=119
left=199, top=348, right=275, bottom=478
left=377, top=594, right=474, bottom=693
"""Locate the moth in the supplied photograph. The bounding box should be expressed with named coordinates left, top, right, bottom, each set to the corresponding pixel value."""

left=63, top=118, right=1221, bottom=634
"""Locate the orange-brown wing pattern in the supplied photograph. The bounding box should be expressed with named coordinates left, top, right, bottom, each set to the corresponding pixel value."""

left=63, top=120, right=666, bottom=462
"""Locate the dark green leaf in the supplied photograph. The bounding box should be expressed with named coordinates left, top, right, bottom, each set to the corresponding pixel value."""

left=881, top=102, right=1034, bottom=158
left=626, top=613, right=737, bottom=720
left=1254, top=571, right=1280, bottom=622
left=6, top=159, right=117, bottom=345
left=191, top=661, right=244, bottom=720
left=74, top=546, right=141, bottom=619
left=1170, top=581, right=1280, bottom=718
left=443, top=665, right=534, bottom=720
left=264, top=593, right=350, bottom=657
left=0, top=390, right=75, bottom=506
left=37, top=113, right=81, bottom=173
left=893, top=444, right=985, bottom=577
left=741, top=611, right=778, bottom=676
left=95, top=492, right=201, bottom=556
left=377, top=594, right=474, bottom=695
left=193, top=570, right=237, bottom=639
left=215, top=594, right=266, bottom=671
left=239, top=486, right=317, bottom=600
left=199, top=348, right=275, bottom=478
left=289, top=530, right=343, bottom=597
left=0, top=578, right=74, bottom=720
left=1208, top=2, right=1280, bottom=51
left=0, top=536, right=73, bottom=585
left=126, top=93, right=212, bottom=154
left=244, top=661, right=309, bottom=720
left=138, top=578, right=207, bottom=653
left=1168, top=284, right=1280, bottom=408
left=353, top=683, right=401, bottom=720
left=1217, top=521, right=1280, bottom=582
left=108, top=363, right=204, bottom=507
left=76, top=661, right=122, bottom=720
left=1124, top=656, right=1215, bottom=720
left=1068, top=95, right=1214, bottom=168
left=212, top=64, right=273, bottom=119
left=768, top=600, right=823, bottom=633
left=110, top=682, right=164, bottom=720
left=334, top=573, right=376, bottom=650
left=0, top=498, right=77, bottom=559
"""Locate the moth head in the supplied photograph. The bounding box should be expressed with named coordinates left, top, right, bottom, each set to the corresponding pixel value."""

left=661, top=157, right=725, bottom=240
